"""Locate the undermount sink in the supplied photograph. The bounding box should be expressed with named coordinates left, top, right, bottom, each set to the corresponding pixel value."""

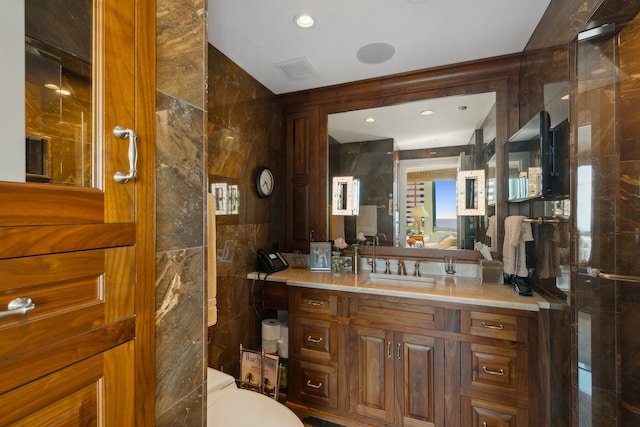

left=366, top=272, right=436, bottom=285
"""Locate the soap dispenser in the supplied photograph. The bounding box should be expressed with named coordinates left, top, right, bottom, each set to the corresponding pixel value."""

left=352, top=246, right=360, bottom=275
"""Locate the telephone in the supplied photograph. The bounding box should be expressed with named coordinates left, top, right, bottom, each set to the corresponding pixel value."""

left=256, top=249, right=289, bottom=274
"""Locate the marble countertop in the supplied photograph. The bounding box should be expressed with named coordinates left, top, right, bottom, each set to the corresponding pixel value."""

left=247, top=269, right=555, bottom=312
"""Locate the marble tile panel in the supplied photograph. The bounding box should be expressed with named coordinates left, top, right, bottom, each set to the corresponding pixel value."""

left=617, top=160, right=640, bottom=234
left=155, top=385, right=204, bottom=427
left=208, top=312, right=250, bottom=379
left=155, top=248, right=205, bottom=416
left=589, top=311, right=618, bottom=391
left=156, top=93, right=205, bottom=252
left=157, top=0, right=205, bottom=108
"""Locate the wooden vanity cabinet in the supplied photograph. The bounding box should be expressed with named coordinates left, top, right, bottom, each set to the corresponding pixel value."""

left=348, top=297, right=447, bottom=427
left=287, top=286, right=544, bottom=427
left=459, top=310, right=535, bottom=427
left=288, top=288, right=341, bottom=411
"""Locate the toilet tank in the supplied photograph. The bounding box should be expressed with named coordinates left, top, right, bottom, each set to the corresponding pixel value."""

left=207, top=367, right=237, bottom=393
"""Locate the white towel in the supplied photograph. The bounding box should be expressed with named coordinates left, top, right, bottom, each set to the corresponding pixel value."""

left=503, top=215, right=533, bottom=277
left=357, top=205, right=378, bottom=237
left=329, top=205, right=346, bottom=240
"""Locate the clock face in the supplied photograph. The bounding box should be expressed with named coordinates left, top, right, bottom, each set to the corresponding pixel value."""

left=256, top=167, right=274, bottom=197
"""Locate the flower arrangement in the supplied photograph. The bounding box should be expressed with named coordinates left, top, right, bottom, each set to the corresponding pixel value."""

left=406, top=237, right=416, bottom=247
left=333, top=237, right=348, bottom=253
left=354, top=231, right=367, bottom=246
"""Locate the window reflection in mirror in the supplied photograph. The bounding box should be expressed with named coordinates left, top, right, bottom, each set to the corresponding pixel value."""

left=0, top=0, right=93, bottom=185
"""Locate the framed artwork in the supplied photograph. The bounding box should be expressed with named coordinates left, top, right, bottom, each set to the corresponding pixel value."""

left=309, top=242, right=331, bottom=271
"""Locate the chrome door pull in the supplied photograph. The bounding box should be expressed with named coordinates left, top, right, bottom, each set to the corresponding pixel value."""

left=0, top=297, right=35, bottom=320
left=482, top=366, right=505, bottom=376
left=588, top=268, right=640, bottom=284
left=306, top=380, right=323, bottom=389
left=113, top=126, right=138, bottom=183
left=306, top=335, right=324, bottom=343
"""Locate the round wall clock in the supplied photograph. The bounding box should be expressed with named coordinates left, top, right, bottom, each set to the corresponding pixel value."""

left=256, top=167, right=274, bottom=197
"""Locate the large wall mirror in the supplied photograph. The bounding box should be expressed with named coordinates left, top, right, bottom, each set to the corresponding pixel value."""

left=0, top=0, right=94, bottom=186
left=327, top=89, right=502, bottom=258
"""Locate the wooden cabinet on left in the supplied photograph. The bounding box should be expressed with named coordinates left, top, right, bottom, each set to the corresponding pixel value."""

left=0, top=341, right=135, bottom=426
left=0, top=0, right=156, bottom=424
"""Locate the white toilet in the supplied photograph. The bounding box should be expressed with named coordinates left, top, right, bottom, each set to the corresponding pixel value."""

left=207, top=367, right=303, bottom=426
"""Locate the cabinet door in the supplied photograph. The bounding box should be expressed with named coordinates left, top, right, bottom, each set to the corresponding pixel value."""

left=0, top=0, right=154, bottom=423
left=348, top=325, right=395, bottom=423
left=285, top=108, right=327, bottom=251
left=396, top=332, right=445, bottom=427
left=0, top=341, right=135, bottom=426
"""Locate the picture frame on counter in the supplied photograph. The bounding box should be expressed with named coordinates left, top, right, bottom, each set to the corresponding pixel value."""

left=309, top=242, right=331, bottom=271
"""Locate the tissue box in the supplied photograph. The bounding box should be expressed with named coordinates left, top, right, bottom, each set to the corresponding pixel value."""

left=478, top=260, right=503, bottom=284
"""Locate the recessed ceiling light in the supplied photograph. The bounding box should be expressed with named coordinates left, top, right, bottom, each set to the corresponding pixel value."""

left=294, top=13, right=315, bottom=29
left=458, top=105, right=467, bottom=111
left=420, top=109, right=434, bottom=116
left=365, top=117, right=376, bottom=123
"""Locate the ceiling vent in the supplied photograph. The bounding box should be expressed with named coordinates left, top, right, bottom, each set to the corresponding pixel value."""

left=274, top=57, right=318, bottom=81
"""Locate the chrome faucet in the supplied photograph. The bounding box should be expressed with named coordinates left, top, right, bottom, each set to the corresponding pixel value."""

left=369, top=236, right=379, bottom=273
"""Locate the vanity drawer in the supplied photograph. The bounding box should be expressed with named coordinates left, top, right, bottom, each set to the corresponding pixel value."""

left=349, top=297, right=444, bottom=330
left=292, top=289, right=337, bottom=316
left=461, top=310, right=528, bottom=342
left=294, top=317, right=337, bottom=362
left=289, top=360, right=338, bottom=409
left=461, top=396, right=528, bottom=427
left=461, top=342, right=528, bottom=399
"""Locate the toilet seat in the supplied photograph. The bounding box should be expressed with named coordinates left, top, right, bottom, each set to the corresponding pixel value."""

left=207, top=388, right=303, bottom=427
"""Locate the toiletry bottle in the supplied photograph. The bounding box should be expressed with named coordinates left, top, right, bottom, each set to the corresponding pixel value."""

left=353, top=247, right=360, bottom=275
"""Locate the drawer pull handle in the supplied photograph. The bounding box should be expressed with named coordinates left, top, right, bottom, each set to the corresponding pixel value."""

left=306, top=336, right=324, bottom=343
left=307, top=300, right=324, bottom=307
left=306, top=380, right=323, bottom=389
left=482, top=366, right=505, bottom=376
left=387, top=341, right=392, bottom=360
left=0, top=297, right=35, bottom=320
left=481, top=321, right=504, bottom=330
left=396, top=343, right=401, bottom=361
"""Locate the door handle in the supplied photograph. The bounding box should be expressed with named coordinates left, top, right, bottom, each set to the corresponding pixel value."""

left=113, top=126, right=138, bottom=183
left=0, top=297, right=35, bottom=320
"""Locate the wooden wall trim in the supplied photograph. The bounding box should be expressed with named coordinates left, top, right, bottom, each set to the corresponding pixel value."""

left=0, top=182, right=104, bottom=225
left=133, top=0, right=157, bottom=423
left=0, top=223, right=135, bottom=259
left=278, top=53, right=521, bottom=109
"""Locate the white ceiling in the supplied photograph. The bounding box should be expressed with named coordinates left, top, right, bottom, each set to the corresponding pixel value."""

left=207, top=0, right=551, bottom=150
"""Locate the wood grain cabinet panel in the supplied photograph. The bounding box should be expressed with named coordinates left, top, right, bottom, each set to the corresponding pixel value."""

left=348, top=324, right=444, bottom=426
left=0, top=341, right=135, bottom=426
left=295, top=317, right=337, bottom=362
left=461, top=343, right=528, bottom=399
left=289, top=360, right=338, bottom=410
left=461, top=396, right=528, bottom=427
left=461, top=310, right=528, bottom=342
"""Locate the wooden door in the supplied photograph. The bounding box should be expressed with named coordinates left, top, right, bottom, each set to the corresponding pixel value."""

left=0, top=0, right=155, bottom=424
left=348, top=324, right=395, bottom=423
left=285, top=108, right=327, bottom=251
left=396, top=332, right=445, bottom=427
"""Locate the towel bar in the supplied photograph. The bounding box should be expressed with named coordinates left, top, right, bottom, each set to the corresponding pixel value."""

left=588, top=268, right=640, bottom=283
left=523, top=217, right=567, bottom=224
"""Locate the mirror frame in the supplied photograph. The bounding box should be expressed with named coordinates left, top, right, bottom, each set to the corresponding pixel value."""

left=312, top=65, right=518, bottom=261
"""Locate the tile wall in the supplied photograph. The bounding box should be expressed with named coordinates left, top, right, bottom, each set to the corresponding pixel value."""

left=155, top=0, right=208, bottom=425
